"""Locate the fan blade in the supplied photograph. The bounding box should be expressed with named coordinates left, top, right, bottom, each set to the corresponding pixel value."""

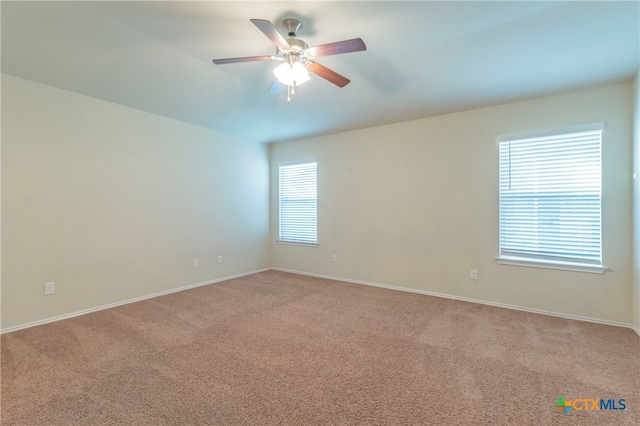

left=307, top=38, right=366, bottom=58
left=250, top=19, right=291, bottom=51
left=212, top=55, right=273, bottom=65
left=269, top=79, right=284, bottom=94
left=306, top=62, right=350, bottom=88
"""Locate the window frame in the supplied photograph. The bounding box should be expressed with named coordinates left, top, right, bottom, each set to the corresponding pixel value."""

left=277, top=159, right=318, bottom=246
left=495, top=123, right=607, bottom=274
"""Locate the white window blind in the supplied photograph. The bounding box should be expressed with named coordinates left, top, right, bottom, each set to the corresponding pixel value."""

left=279, top=161, right=317, bottom=244
left=498, top=125, right=603, bottom=267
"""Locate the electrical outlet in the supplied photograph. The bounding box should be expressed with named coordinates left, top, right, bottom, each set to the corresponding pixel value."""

left=470, top=269, right=478, bottom=280
left=193, top=259, right=199, bottom=268
left=44, top=281, right=56, bottom=295
left=217, top=255, right=223, bottom=264
left=332, top=254, right=338, bottom=263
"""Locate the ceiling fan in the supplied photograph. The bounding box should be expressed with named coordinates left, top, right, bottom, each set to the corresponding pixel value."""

left=212, top=18, right=366, bottom=102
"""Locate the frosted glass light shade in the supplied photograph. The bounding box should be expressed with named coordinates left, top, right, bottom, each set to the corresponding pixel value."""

left=274, top=62, right=310, bottom=86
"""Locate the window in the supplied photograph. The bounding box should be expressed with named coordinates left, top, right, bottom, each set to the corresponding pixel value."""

left=497, top=124, right=605, bottom=272
left=278, top=160, right=317, bottom=245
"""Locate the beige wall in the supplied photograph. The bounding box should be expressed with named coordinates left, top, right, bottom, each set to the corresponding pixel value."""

left=270, top=82, right=634, bottom=325
left=2, top=75, right=634, bottom=331
left=633, top=71, right=640, bottom=333
left=1, top=74, right=270, bottom=330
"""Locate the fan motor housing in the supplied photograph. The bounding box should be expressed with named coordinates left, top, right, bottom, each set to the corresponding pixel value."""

left=286, top=38, right=308, bottom=52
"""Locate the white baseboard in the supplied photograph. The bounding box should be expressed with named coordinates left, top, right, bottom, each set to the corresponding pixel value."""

left=5, top=267, right=636, bottom=336
left=1, top=268, right=271, bottom=334
left=271, top=268, right=637, bottom=332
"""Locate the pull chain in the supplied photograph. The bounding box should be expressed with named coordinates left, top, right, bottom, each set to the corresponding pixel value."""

left=287, top=81, right=298, bottom=103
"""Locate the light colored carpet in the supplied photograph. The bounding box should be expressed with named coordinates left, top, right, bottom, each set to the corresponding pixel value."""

left=1, top=270, right=638, bottom=425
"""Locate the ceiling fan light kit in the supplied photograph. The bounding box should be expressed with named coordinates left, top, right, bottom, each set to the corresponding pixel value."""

left=212, top=18, right=366, bottom=103
left=274, top=61, right=310, bottom=87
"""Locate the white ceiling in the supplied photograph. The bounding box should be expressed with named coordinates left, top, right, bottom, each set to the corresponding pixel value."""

left=2, top=1, right=638, bottom=143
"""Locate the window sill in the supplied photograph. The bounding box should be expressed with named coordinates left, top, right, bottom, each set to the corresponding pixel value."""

left=496, top=256, right=607, bottom=274
left=276, top=240, right=318, bottom=247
